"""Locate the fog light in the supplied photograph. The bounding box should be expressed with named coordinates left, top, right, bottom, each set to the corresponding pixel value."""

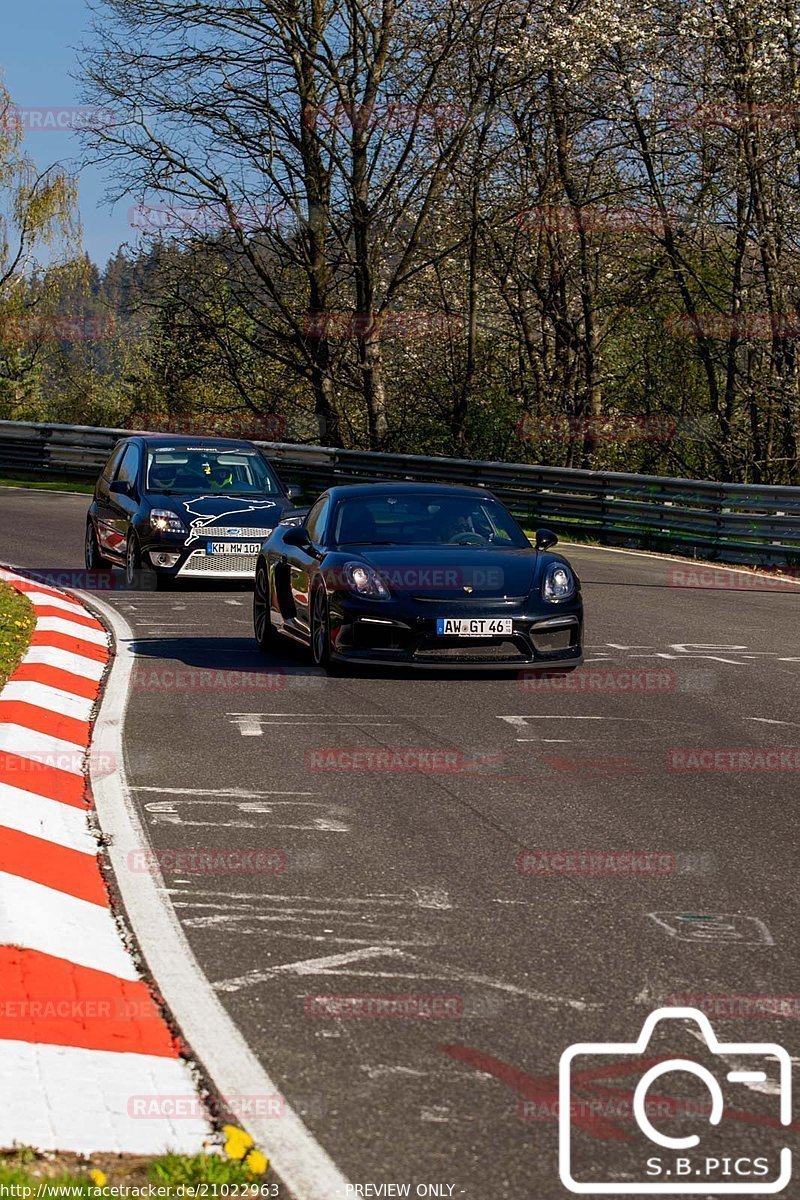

left=150, top=551, right=180, bottom=568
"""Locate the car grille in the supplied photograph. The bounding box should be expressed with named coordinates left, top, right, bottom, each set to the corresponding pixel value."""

left=179, top=550, right=259, bottom=576
left=414, top=641, right=526, bottom=663
left=411, top=595, right=525, bottom=606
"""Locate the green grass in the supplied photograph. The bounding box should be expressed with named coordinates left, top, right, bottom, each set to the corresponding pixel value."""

left=0, top=473, right=94, bottom=493
left=0, top=583, right=35, bottom=689
left=0, top=1148, right=275, bottom=1197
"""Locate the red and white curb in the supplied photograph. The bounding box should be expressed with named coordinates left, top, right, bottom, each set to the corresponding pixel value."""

left=0, top=567, right=214, bottom=1155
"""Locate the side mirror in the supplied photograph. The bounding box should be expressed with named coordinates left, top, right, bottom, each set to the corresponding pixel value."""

left=283, top=524, right=310, bottom=548
left=110, top=479, right=132, bottom=497
left=286, top=483, right=303, bottom=501
left=535, top=527, right=558, bottom=551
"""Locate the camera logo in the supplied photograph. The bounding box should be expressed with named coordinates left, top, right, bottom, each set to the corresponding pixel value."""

left=559, top=1007, right=792, bottom=1193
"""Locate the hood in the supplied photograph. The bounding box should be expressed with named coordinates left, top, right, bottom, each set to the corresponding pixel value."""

left=147, top=493, right=290, bottom=545
left=345, top=545, right=541, bottom=599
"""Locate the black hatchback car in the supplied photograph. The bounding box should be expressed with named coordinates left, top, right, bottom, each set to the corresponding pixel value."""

left=253, top=482, right=583, bottom=670
left=85, top=434, right=301, bottom=585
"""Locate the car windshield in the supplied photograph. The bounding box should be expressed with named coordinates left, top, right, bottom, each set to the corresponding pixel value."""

left=145, top=447, right=282, bottom=496
left=331, top=493, right=531, bottom=548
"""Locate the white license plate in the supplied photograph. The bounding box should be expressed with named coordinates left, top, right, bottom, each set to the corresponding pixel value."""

left=436, top=618, right=512, bottom=637
left=206, top=541, right=261, bottom=555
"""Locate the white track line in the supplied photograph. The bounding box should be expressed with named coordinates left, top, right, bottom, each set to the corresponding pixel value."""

left=0, top=1040, right=211, bottom=1155
left=0, top=781, right=97, bottom=853
left=82, top=591, right=355, bottom=1200
left=0, top=873, right=139, bottom=980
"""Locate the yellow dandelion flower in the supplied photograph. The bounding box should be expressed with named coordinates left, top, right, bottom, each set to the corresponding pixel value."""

left=89, top=1169, right=107, bottom=1187
left=244, top=1150, right=268, bottom=1176
left=222, top=1124, right=254, bottom=1160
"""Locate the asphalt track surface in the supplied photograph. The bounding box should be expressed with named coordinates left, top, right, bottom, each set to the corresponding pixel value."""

left=3, top=484, right=800, bottom=1198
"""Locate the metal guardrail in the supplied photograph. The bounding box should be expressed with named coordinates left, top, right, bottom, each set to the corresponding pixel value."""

left=1, top=418, right=799, bottom=566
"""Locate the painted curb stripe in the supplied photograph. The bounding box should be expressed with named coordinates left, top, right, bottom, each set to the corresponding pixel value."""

left=35, top=616, right=108, bottom=645
left=0, top=872, right=140, bottom=980
left=1, top=577, right=72, bottom=602
left=0, top=566, right=214, bottom=1154
left=0, top=679, right=95, bottom=723
left=0, top=750, right=87, bottom=807
left=33, top=607, right=106, bottom=631
left=0, top=781, right=97, bottom=854
left=23, top=645, right=106, bottom=681
left=0, top=699, right=90, bottom=747
left=16, top=590, right=88, bottom=616
left=0, top=723, right=86, bottom=767
left=12, top=661, right=101, bottom=700
left=0, top=949, right=179, bottom=1057
left=0, top=828, right=106, bottom=906
left=31, top=630, right=108, bottom=663
left=0, top=1041, right=210, bottom=1155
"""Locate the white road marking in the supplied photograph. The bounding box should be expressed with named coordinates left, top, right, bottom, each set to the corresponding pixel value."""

left=745, top=717, right=800, bottom=728
left=648, top=912, right=775, bottom=946
left=411, top=887, right=451, bottom=910
left=0, top=873, right=140, bottom=979
left=214, top=945, right=597, bottom=1009
left=227, top=712, right=398, bottom=736
left=0, top=1041, right=211, bottom=1154
left=141, top=796, right=347, bottom=832
left=83, top=591, right=355, bottom=1200
left=133, top=786, right=317, bottom=797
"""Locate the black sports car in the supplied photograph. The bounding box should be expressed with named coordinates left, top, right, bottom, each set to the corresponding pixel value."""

left=85, top=434, right=302, bottom=585
left=252, top=482, right=583, bottom=670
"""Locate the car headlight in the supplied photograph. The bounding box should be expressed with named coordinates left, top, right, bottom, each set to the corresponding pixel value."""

left=149, top=508, right=187, bottom=535
left=543, top=562, right=575, bottom=602
left=342, top=561, right=390, bottom=599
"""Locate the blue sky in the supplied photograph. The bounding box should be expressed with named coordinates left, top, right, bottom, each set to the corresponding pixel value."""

left=4, top=0, right=129, bottom=268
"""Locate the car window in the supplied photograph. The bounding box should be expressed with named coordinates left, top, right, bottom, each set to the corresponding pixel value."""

left=115, top=443, right=141, bottom=489
left=144, top=447, right=282, bottom=495
left=100, top=443, right=125, bottom=485
left=305, top=496, right=330, bottom=544
left=331, top=493, right=530, bottom=547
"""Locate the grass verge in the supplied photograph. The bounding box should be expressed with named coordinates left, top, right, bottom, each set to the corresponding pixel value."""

left=0, top=473, right=94, bottom=493
left=0, top=583, right=35, bottom=689
left=0, top=1146, right=282, bottom=1198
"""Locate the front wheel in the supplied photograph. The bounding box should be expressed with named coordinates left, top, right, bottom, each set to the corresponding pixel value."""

left=85, top=520, right=109, bottom=570
left=253, top=562, right=274, bottom=653
left=125, top=533, right=141, bottom=588
left=310, top=585, right=335, bottom=670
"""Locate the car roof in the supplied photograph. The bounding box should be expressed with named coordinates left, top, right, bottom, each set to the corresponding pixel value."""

left=133, top=433, right=261, bottom=451
left=324, top=482, right=497, bottom=500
